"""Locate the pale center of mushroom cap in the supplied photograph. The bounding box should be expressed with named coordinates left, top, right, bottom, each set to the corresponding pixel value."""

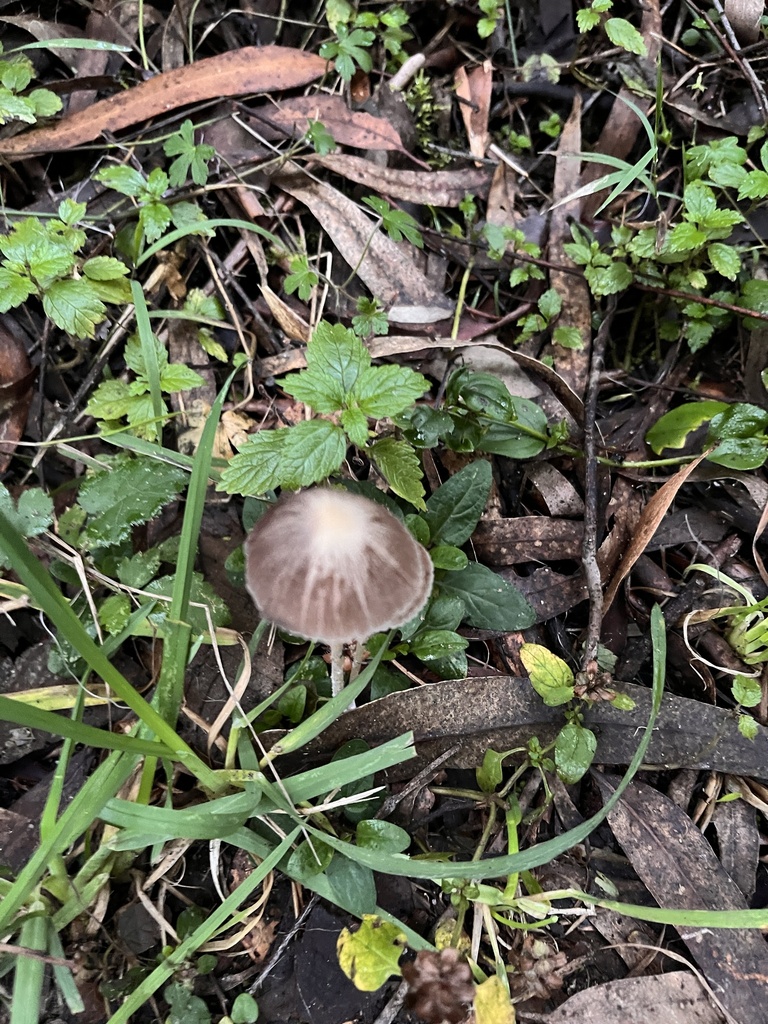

left=303, top=489, right=375, bottom=560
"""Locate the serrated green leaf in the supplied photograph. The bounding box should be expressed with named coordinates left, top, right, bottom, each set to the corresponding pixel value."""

left=218, top=430, right=288, bottom=495
left=79, top=456, right=187, bottom=548
left=42, top=278, right=106, bottom=338
left=1, top=57, right=32, bottom=92
left=340, top=406, right=370, bottom=447
left=159, top=364, right=206, bottom=392
left=145, top=571, right=230, bottom=632
left=440, top=562, right=534, bottom=630
left=0, top=87, right=36, bottom=124
left=519, top=643, right=574, bottom=706
left=555, top=721, right=596, bottom=784
left=96, top=165, right=146, bottom=196
left=538, top=288, right=562, bottom=321
left=337, top=916, right=405, bottom=991
left=645, top=400, right=727, bottom=453
left=707, top=243, right=741, bottom=281
left=279, top=419, right=348, bottom=487
left=733, top=674, right=761, bottom=708
left=87, top=276, right=133, bottom=305
left=369, top=438, right=425, bottom=508
left=28, top=88, right=62, bottom=118
left=604, top=17, right=647, bottom=55
left=738, top=170, right=768, bottom=201
left=424, top=461, right=491, bottom=545
left=307, top=322, right=370, bottom=391
left=282, top=366, right=346, bottom=412
left=0, top=485, right=53, bottom=556
left=739, top=715, right=759, bottom=740
left=0, top=268, right=35, bottom=311
left=139, top=201, right=172, bottom=243
left=82, top=256, right=130, bottom=281
left=85, top=379, right=134, bottom=421
left=352, top=364, right=429, bottom=417
left=98, top=593, right=132, bottom=634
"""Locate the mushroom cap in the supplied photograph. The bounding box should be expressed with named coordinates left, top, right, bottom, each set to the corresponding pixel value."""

left=244, top=488, right=434, bottom=643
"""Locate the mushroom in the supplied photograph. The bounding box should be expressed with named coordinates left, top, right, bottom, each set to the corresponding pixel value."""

left=244, top=488, right=434, bottom=695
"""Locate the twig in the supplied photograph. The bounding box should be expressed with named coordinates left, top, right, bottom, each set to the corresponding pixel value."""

left=248, top=894, right=319, bottom=994
left=581, top=297, right=617, bottom=669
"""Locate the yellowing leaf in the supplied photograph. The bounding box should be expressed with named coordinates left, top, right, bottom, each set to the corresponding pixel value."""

left=519, top=643, right=574, bottom=706
left=474, top=975, right=515, bottom=1024
left=336, top=915, right=406, bottom=991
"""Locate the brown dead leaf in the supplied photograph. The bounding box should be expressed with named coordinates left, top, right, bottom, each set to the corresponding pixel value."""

left=260, top=284, right=310, bottom=343
left=526, top=463, right=585, bottom=516
left=542, top=973, right=726, bottom=1024
left=473, top=517, right=584, bottom=565
left=272, top=674, right=768, bottom=783
left=486, top=160, right=519, bottom=231
left=597, top=775, right=768, bottom=1024
left=275, top=167, right=453, bottom=319
left=0, top=322, right=35, bottom=474
left=603, top=453, right=709, bottom=611
left=256, top=95, right=403, bottom=150
left=0, top=46, right=328, bottom=159
left=454, top=62, right=492, bottom=163
left=312, top=153, right=493, bottom=206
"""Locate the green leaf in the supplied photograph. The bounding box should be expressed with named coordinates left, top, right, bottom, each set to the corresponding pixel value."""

left=738, top=170, right=768, bottom=201
left=1, top=56, right=33, bottom=92
left=424, top=460, right=492, bottom=545
left=305, top=119, right=337, bottom=155
left=78, top=455, right=187, bottom=548
left=477, top=749, right=504, bottom=793
left=145, top=572, right=229, bottom=634
left=604, top=17, right=647, bottom=54
left=42, top=278, right=106, bottom=338
left=139, top=201, right=173, bottom=243
left=429, top=545, right=469, bottom=571
left=96, top=165, right=146, bottom=197
left=733, top=674, right=761, bottom=708
left=519, top=643, right=574, bottom=706
left=85, top=379, right=135, bottom=421
left=82, top=256, right=130, bottom=281
left=356, top=819, right=410, bottom=854
left=538, top=288, right=562, bottom=321
left=362, top=196, right=423, bottom=247
left=555, top=721, right=597, bottom=784
left=409, top=629, right=468, bottom=662
left=585, top=261, right=633, bottom=297
left=352, top=364, right=429, bottom=417
left=218, top=430, right=288, bottom=495
left=159, top=364, right=206, bottom=392
left=739, top=715, right=759, bottom=741
left=368, top=437, right=425, bottom=508
left=279, top=419, right=348, bottom=488
left=0, top=87, right=36, bottom=124
left=440, top=562, right=535, bottom=630
left=0, top=486, right=53, bottom=566
left=286, top=838, right=334, bottom=879
left=336, top=915, right=405, bottom=991
left=231, top=993, right=260, bottom=1023
left=576, top=8, right=601, bottom=31
left=308, top=321, right=370, bottom=391
left=0, top=267, right=35, bottom=311
left=282, top=366, right=346, bottom=413
left=284, top=254, right=318, bottom=300
left=327, top=855, right=377, bottom=915
left=340, top=406, right=370, bottom=447
left=28, top=88, right=62, bottom=118
left=164, top=981, right=210, bottom=1024
left=552, top=325, right=585, bottom=349
left=707, top=242, right=741, bottom=281
left=645, top=400, right=727, bottom=453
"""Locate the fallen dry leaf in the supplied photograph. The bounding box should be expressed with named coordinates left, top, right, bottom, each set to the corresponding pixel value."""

left=0, top=46, right=328, bottom=159
left=603, top=453, right=709, bottom=611
left=542, top=972, right=726, bottom=1024
left=597, top=775, right=768, bottom=1024
left=0, top=322, right=35, bottom=475
left=275, top=166, right=453, bottom=319
left=454, top=62, right=492, bottom=163
left=724, top=0, right=762, bottom=43
left=256, top=95, right=403, bottom=151
left=313, top=153, right=493, bottom=206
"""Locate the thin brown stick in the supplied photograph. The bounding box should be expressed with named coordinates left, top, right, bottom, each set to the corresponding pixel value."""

left=582, top=297, right=617, bottom=669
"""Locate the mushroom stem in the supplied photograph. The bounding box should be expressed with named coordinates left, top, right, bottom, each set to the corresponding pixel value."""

left=329, top=641, right=345, bottom=697
left=348, top=640, right=365, bottom=684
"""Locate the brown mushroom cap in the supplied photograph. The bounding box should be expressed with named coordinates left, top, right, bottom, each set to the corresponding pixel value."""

left=244, top=488, right=434, bottom=643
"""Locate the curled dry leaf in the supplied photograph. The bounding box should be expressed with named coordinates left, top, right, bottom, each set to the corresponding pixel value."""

left=257, top=95, right=404, bottom=151
left=0, top=323, right=35, bottom=475
left=402, top=948, right=474, bottom=1024
left=0, top=46, right=328, bottom=159
left=312, top=153, right=494, bottom=206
